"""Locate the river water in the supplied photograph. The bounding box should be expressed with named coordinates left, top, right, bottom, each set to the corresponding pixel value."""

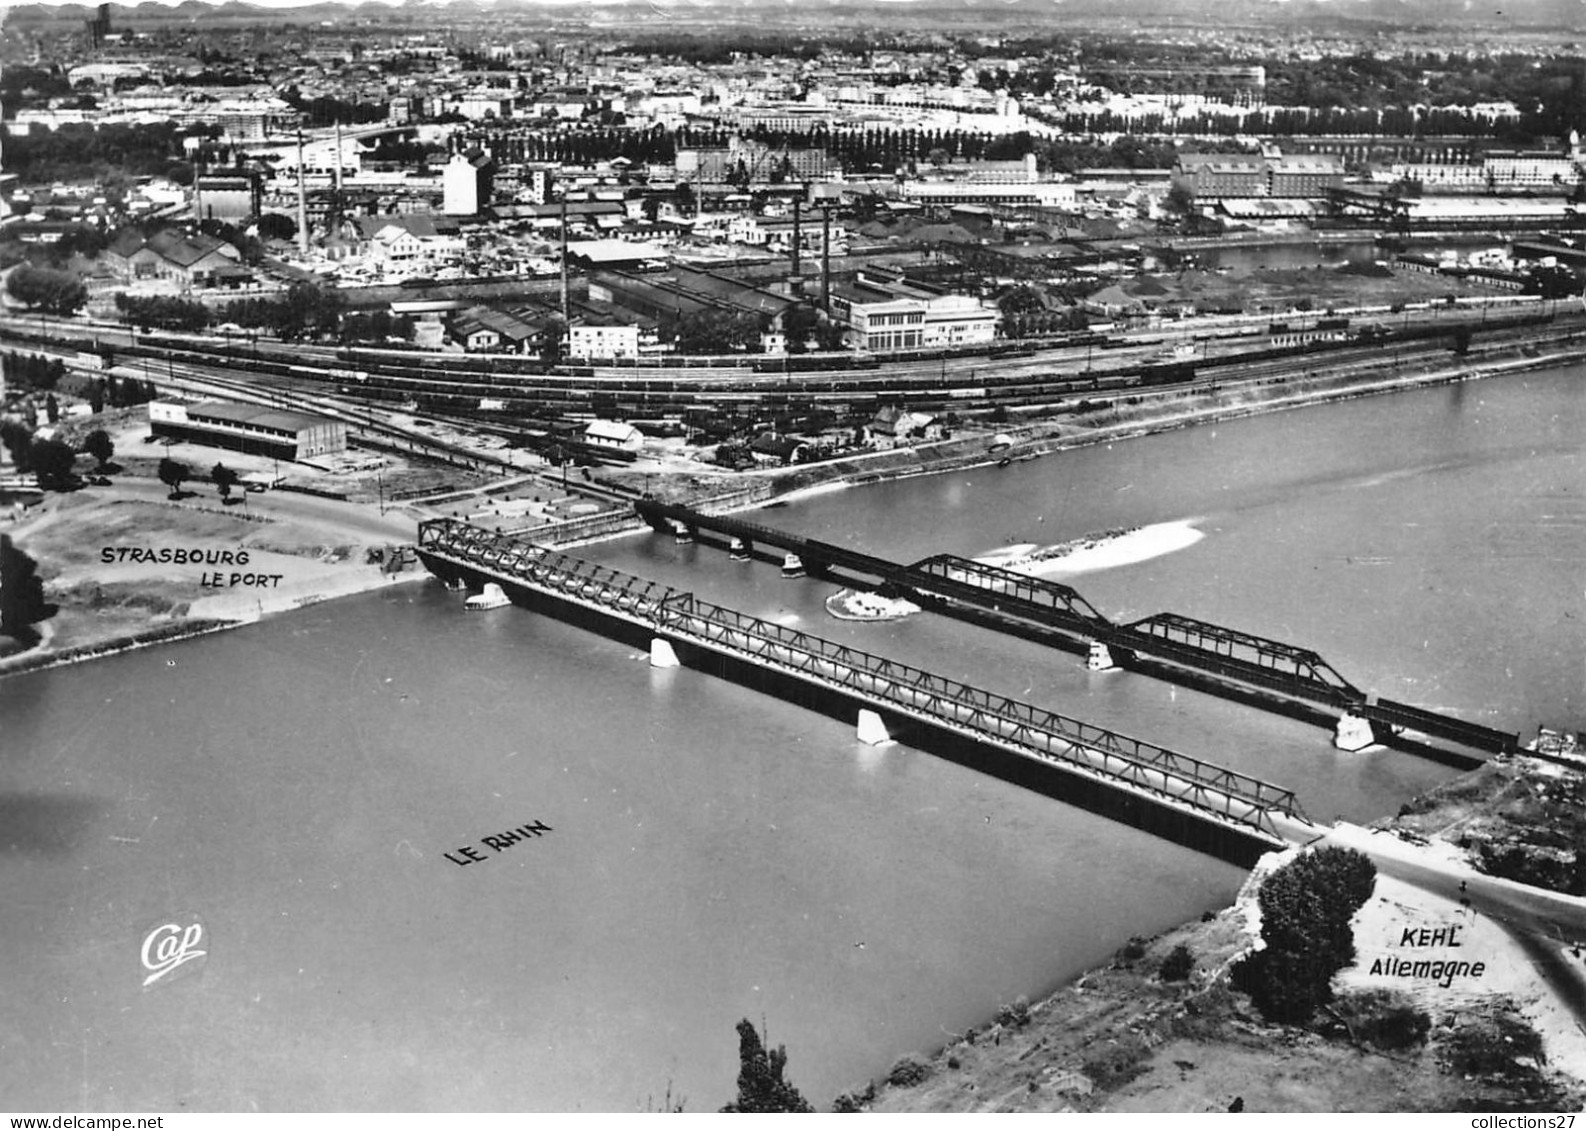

left=2, top=366, right=1582, bottom=1111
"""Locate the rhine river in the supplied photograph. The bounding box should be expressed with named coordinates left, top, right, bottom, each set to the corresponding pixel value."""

left=2, top=366, right=1582, bottom=1111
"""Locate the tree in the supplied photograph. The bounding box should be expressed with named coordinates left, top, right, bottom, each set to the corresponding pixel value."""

left=255, top=212, right=297, bottom=243
left=0, top=421, right=32, bottom=472
left=720, top=1019, right=813, bottom=1113
left=211, top=461, right=239, bottom=502
left=1164, top=182, right=1194, bottom=212
left=675, top=309, right=764, bottom=355
left=1232, top=847, right=1377, bottom=1024
left=28, top=437, right=76, bottom=489
left=83, top=429, right=114, bottom=470
left=5, top=264, right=88, bottom=316
left=44, top=393, right=59, bottom=424
left=0, top=534, right=57, bottom=644
left=781, top=303, right=819, bottom=354
left=157, top=456, right=190, bottom=498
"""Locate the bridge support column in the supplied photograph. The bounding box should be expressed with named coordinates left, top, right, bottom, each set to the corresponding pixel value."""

left=856, top=709, right=891, bottom=745
left=649, top=638, right=681, bottom=669
left=729, top=537, right=752, bottom=561
left=1086, top=641, right=1116, bottom=672
left=670, top=521, right=694, bottom=545
left=781, top=553, right=805, bottom=579
left=1333, top=713, right=1376, bottom=752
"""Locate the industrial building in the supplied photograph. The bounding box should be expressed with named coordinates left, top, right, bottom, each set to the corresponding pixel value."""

left=148, top=401, right=347, bottom=461
left=828, top=270, right=1000, bottom=351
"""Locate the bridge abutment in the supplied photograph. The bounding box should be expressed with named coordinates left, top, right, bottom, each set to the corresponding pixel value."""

left=857, top=709, right=892, bottom=745
left=1334, top=712, right=1377, bottom=751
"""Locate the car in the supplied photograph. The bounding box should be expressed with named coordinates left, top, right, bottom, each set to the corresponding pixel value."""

left=85, top=474, right=111, bottom=487
left=399, top=276, right=437, bottom=289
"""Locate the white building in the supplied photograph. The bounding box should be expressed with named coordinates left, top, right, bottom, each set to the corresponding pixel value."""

left=354, top=214, right=465, bottom=269
left=583, top=419, right=643, bottom=452
left=829, top=271, right=1000, bottom=351
left=443, top=152, right=491, bottom=216
left=568, top=322, right=641, bottom=360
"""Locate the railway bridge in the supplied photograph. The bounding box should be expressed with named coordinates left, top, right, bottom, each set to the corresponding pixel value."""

left=633, top=499, right=1519, bottom=762
left=417, top=517, right=1306, bottom=862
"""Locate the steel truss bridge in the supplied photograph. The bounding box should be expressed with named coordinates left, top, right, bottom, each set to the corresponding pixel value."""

left=634, top=500, right=1520, bottom=757
left=417, top=517, right=1303, bottom=846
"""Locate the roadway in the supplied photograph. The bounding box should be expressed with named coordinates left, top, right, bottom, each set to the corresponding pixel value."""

left=1278, top=817, right=1586, bottom=1037
left=86, top=471, right=418, bottom=545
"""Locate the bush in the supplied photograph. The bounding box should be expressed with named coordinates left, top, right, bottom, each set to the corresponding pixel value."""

left=830, top=1091, right=866, bottom=1113
left=1334, top=991, right=1431, bottom=1051
left=1446, top=1010, right=1548, bottom=1078
left=886, top=1054, right=932, bottom=1088
left=1117, top=936, right=1148, bottom=964
left=996, top=995, right=1031, bottom=1029
left=1082, top=1035, right=1152, bottom=1091
left=1159, top=944, right=1195, bottom=983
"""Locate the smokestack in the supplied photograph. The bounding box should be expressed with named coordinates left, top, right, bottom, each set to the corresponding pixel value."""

left=296, top=128, right=309, bottom=255
left=334, top=121, right=344, bottom=195
left=559, top=192, right=569, bottom=324
left=821, top=205, right=832, bottom=311
left=790, top=197, right=801, bottom=281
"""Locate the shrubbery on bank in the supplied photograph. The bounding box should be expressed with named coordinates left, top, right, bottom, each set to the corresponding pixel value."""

left=1233, top=846, right=1377, bottom=1024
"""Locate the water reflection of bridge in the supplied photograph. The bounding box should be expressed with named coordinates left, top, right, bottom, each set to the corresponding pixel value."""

left=633, top=500, right=1519, bottom=762
left=417, top=517, right=1304, bottom=861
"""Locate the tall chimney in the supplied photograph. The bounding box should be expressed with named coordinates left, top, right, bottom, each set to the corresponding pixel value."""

left=821, top=205, right=832, bottom=311
left=192, top=151, right=204, bottom=225
left=559, top=192, right=570, bottom=323
left=334, top=121, right=344, bottom=194
left=790, top=197, right=801, bottom=281
left=296, top=128, right=309, bottom=255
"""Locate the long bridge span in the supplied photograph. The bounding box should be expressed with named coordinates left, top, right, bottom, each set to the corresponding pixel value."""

left=417, top=517, right=1305, bottom=861
left=633, top=499, right=1519, bottom=761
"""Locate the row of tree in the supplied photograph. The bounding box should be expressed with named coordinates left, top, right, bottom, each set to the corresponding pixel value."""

left=2, top=351, right=68, bottom=392
left=1, top=121, right=216, bottom=185
left=114, top=293, right=213, bottom=334
left=216, top=280, right=346, bottom=343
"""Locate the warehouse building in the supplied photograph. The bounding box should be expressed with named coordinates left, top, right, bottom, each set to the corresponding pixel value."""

left=148, top=401, right=347, bottom=461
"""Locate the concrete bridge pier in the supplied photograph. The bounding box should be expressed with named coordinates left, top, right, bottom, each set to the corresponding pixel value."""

left=857, top=709, right=892, bottom=745
left=1086, top=641, right=1117, bottom=672
left=650, top=638, right=682, bottom=669
left=729, top=536, right=752, bottom=561
left=670, top=521, right=694, bottom=545
left=1333, top=712, right=1376, bottom=751
left=781, top=553, right=805, bottom=578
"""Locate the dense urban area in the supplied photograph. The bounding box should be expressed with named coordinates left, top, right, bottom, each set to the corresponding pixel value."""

left=2, top=0, right=1586, bottom=1116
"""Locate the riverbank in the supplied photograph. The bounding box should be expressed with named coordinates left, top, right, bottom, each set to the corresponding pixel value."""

left=0, top=487, right=427, bottom=680
left=856, top=756, right=1586, bottom=1113
left=620, top=332, right=1586, bottom=521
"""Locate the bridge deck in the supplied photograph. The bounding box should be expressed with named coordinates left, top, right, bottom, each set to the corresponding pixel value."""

left=419, top=518, right=1299, bottom=843
left=635, top=500, right=1521, bottom=757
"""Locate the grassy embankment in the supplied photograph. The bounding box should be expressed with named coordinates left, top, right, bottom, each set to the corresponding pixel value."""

left=852, top=764, right=1586, bottom=1113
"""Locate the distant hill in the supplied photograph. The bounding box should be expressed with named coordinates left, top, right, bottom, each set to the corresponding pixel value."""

left=3, top=0, right=1582, bottom=29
